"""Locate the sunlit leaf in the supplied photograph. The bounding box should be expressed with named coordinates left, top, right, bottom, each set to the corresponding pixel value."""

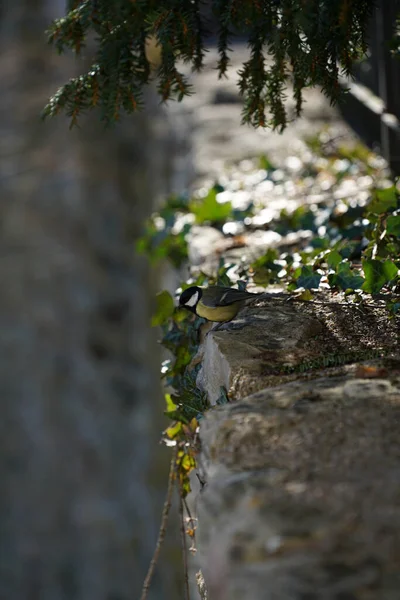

left=386, top=215, right=400, bottom=236
left=368, top=186, right=398, bottom=214
left=297, top=289, right=314, bottom=301
left=217, top=263, right=234, bottom=287
left=151, top=290, right=175, bottom=326
left=190, top=187, right=233, bottom=224
left=165, top=393, right=177, bottom=412
left=165, top=421, right=182, bottom=439
left=252, top=267, right=273, bottom=285
left=173, top=307, right=189, bottom=323
left=188, top=417, right=199, bottom=431
left=259, top=154, right=275, bottom=170
left=326, top=250, right=342, bottom=268
left=362, top=259, right=398, bottom=293
left=251, top=249, right=281, bottom=285
left=180, top=476, right=191, bottom=497
left=181, top=453, right=196, bottom=472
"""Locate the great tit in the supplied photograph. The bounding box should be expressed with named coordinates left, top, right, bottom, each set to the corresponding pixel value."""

left=179, top=285, right=261, bottom=323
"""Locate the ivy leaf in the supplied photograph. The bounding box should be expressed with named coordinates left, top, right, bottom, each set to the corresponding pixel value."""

left=173, top=307, right=189, bottom=323
left=217, top=262, right=235, bottom=287
left=174, top=345, right=192, bottom=371
left=251, top=249, right=281, bottom=285
left=181, top=453, right=196, bottom=472
left=151, top=290, right=175, bottom=326
left=328, top=262, right=364, bottom=291
left=252, top=267, right=274, bottom=285
left=386, top=215, right=400, bottom=237
left=165, top=393, right=178, bottom=412
left=190, top=187, right=233, bottom=224
left=296, top=265, right=321, bottom=289
left=326, top=250, right=342, bottom=268
left=297, top=289, right=314, bottom=301
left=387, top=301, right=400, bottom=317
left=362, top=259, right=399, bottom=293
left=368, top=186, right=398, bottom=214
left=259, top=154, right=275, bottom=171
left=311, top=237, right=331, bottom=249
left=337, top=240, right=360, bottom=259
left=165, top=421, right=183, bottom=439
left=216, top=387, right=229, bottom=405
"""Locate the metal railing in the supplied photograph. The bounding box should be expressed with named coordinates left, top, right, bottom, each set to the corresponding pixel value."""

left=339, top=0, right=400, bottom=174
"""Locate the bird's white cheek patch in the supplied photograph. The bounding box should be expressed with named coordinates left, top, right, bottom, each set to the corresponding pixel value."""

left=186, top=291, right=199, bottom=307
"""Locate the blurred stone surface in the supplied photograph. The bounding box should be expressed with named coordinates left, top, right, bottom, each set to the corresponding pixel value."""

left=194, top=293, right=400, bottom=599
left=0, top=3, right=182, bottom=599
left=197, top=373, right=400, bottom=599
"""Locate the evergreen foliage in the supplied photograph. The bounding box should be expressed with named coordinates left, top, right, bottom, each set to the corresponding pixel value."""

left=44, top=0, right=377, bottom=129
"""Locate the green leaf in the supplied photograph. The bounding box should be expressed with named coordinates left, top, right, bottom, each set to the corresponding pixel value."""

left=151, top=290, right=175, bottom=326
left=165, top=393, right=177, bottom=412
left=217, top=262, right=235, bottom=287
left=174, top=345, right=192, bottom=371
left=259, top=154, right=275, bottom=171
left=368, top=186, right=398, bottom=214
left=251, top=249, right=281, bottom=285
left=386, top=215, right=400, bottom=237
left=311, top=237, right=330, bottom=250
left=165, top=421, right=183, bottom=439
left=337, top=240, right=359, bottom=259
left=326, top=250, right=342, bottom=268
left=387, top=301, right=400, bottom=316
left=189, top=187, right=233, bottom=224
left=173, top=307, right=189, bottom=323
left=253, top=267, right=274, bottom=285
left=362, top=259, right=399, bottom=293
left=276, top=205, right=316, bottom=234
left=216, top=387, right=229, bottom=405
left=297, top=289, right=314, bottom=301
left=328, top=262, right=364, bottom=291
left=296, top=265, right=321, bottom=289
left=251, top=248, right=279, bottom=269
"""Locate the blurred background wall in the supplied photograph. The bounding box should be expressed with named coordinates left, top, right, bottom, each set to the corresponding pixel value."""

left=0, top=2, right=182, bottom=598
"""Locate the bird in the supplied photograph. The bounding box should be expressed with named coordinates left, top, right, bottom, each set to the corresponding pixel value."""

left=179, top=285, right=262, bottom=324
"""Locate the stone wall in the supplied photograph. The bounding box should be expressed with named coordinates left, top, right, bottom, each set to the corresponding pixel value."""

left=169, top=44, right=400, bottom=600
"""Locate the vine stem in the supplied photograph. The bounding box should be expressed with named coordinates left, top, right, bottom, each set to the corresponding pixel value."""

left=179, top=482, right=191, bottom=600
left=139, top=447, right=177, bottom=600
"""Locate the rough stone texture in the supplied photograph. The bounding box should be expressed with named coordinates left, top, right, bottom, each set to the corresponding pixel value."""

left=173, top=41, right=400, bottom=600
left=196, top=296, right=399, bottom=404
left=197, top=373, right=400, bottom=600
left=195, top=292, right=400, bottom=598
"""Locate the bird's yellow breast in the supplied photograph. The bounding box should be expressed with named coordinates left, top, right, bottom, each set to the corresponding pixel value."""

left=196, top=300, right=243, bottom=322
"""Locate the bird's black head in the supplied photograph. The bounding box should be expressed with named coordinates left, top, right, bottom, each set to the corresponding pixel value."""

left=179, top=286, right=202, bottom=313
